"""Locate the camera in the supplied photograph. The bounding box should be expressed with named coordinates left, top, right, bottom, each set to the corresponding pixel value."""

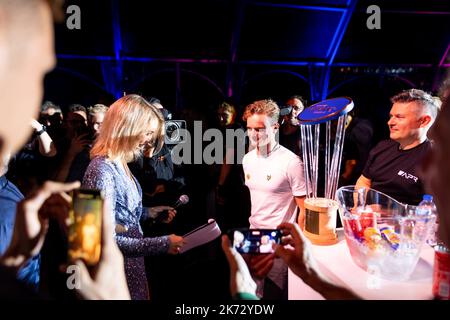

left=145, top=98, right=187, bottom=145
left=165, top=120, right=187, bottom=145
left=279, top=105, right=293, bottom=117
left=228, top=228, right=282, bottom=254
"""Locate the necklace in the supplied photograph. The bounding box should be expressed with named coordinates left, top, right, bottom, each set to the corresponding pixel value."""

left=270, top=142, right=280, bottom=153
left=258, top=142, right=280, bottom=157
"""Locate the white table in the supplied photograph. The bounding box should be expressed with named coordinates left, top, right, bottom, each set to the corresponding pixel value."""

left=288, top=228, right=435, bottom=300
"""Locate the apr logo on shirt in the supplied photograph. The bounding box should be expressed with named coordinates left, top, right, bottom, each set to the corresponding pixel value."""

left=397, top=170, right=418, bottom=183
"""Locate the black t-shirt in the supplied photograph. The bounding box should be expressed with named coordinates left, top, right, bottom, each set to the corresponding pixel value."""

left=362, top=139, right=431, bottom=205
left=341, top=118, right=374, bottom=184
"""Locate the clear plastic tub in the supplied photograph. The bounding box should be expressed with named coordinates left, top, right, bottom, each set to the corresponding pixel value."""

left=336, top=186, right=436, bottom=281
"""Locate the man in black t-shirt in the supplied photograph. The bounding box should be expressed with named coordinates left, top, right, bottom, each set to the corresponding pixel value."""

left=361, top=139, right=431, bottom=205
left=355, top=89, right=440, bottom=205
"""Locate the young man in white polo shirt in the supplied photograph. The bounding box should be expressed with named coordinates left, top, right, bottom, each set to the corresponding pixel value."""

left=242, top=99, right=308, bottom=299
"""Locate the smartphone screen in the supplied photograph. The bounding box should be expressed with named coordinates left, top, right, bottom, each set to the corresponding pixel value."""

left=68, top=189, right=103, bottom=266
left=230, top=229, right=282, bottom=254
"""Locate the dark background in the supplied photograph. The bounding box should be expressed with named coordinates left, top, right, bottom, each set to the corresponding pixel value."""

left=46, top=0, right=450, bottom=143
left=40, top=0, right=450, bottom=301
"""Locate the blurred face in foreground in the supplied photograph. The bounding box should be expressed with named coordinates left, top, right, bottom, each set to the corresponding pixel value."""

left=421, top=99, right=450, bottom=247
left=0, top=1, right=56, bottom=156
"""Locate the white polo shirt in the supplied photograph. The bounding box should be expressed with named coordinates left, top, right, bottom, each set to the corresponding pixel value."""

left=242, top=144, right=307, bottom=229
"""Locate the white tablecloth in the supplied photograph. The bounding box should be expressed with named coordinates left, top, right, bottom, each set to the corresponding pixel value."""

left=288, top=228, right=434, bottom=300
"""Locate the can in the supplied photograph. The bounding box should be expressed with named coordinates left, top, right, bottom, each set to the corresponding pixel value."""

left=433, top=244, right=450, bottom=300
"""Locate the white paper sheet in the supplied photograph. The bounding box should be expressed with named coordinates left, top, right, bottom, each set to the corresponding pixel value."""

left=180, top=219, right=222, bottom=253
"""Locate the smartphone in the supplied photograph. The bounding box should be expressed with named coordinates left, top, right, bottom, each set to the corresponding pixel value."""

left=229, top=228, right=282, bottom=254
left=68, top=189, right=103, bottom=266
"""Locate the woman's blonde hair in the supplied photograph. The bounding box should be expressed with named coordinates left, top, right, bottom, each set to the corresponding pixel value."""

left=90, top=94, right=164, bottom=162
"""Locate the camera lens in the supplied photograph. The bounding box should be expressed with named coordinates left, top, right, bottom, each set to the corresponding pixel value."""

left=165, top=121, right=180, bottom=143
left=164, top=120, right=186, bottom=145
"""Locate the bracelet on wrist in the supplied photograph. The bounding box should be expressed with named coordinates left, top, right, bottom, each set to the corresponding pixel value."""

left=36, top=125, right=46, bottom=136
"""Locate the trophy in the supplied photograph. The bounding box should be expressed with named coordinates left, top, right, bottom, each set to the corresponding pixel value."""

left=297, top=97, right=354, bottom=245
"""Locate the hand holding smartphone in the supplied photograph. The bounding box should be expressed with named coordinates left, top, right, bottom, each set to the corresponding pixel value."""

left=228, top=228, right=282, bottom=254
left=68, top=189, right=103, bottom=266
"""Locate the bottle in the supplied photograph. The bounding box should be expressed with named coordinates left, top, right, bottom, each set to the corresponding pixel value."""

left=416, top=194, right=436, bottom=215
left=416, top=194, right=438, bottom=246
left=433, top=244, right=450, bottom=300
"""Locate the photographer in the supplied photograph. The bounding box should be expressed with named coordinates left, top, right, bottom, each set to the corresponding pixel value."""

left=31, top=119, right=57, bottom=158
left=6, top=118, right=58, bottom=197
left=62, top=104, right=109, bottom=183
left=53, top=109, right=92, bottom=183
left=130, top=97, right=186, bottom=209
left=279, top=95, right=306, bottom=157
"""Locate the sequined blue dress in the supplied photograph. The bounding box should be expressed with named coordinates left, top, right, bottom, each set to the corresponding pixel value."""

left=83, top=156, right=170, bottom=300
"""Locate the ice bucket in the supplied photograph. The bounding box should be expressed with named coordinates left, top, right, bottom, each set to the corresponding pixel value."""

left=336, top=186, right=436, bottom=281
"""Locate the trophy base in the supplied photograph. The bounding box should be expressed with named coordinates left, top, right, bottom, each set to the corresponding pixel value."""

left=303, top=230, right=338, bottom=245
left=303, top=197, right=338, bottom=246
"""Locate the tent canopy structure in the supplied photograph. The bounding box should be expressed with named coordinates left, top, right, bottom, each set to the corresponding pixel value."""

left=49, top=0, right=450, bottom=110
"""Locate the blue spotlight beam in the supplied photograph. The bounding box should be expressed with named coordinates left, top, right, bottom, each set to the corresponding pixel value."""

left=226, top=0, right=247, bottom=97
left=57, top=54, right=228, bottom=64
left=107, top=0, right=124, bottom=99
left=249, top=1, right=346, bottom=13
left=111, top=0, right=122, bottom=62
left=326, top=0, right=358, bottom=66
left=309, top=65, right=330, bottom=102
left=319, top=0, right=357, bottom=100
left=57, top=54, right=115, bottom=61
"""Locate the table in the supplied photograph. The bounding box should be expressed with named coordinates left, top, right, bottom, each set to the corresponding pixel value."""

left=288, top=228, right=435, bottom=300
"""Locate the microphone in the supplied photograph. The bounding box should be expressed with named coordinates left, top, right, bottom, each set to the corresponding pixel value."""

left=173, top=194, right=189, bottom=209
left=156, top=195, right=189, bottom=222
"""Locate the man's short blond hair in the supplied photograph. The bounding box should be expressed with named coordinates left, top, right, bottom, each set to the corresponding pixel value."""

left=242, top=99, right=280, bottom=124
left=90, top=95, right=164, bottom=162
left=88, top=104, right=109, bottom=117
